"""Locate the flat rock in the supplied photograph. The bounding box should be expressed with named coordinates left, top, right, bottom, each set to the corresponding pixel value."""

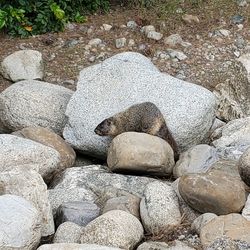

left=107, top=132, right=174, bottom=176
left=0, top=167, right=54, bottom=236
left=51, top=165, right=156, bottom=197
left=48, top=188, right=97, bottom=216
left=53, top=222, right=82, bottom=244
left=0, top=49, right=44, bottom=82
left=173, top=144, right=219, bottom=178
left=140, top=181, right=181, bottom=234
left=38, top=244, right=123, bottom=250
left=0, top=134, right=61, bottom=183
left=63, top=52, right=217, bottom=158
left=55, top=201, right=100, bottom=227
left=81, top=210, right=143, bottom=249
left=237, top=147, right=250, bottom=186
left=200, top=214, right=250, bottom=248
left=13, top=126, right=76, bottom=181
left=0, top=194, right=41, bottom=250
left=179, top=170, right=246, bottom=215
left=212, top=117, right=250, bottom=160
left=0, top=80, right=73, bottom=134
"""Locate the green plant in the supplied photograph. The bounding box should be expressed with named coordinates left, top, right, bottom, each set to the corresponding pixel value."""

left=0, top=0, right=109, bottom=37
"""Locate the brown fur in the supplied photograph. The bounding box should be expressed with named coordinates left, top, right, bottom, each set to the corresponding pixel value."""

left=94, top=102, right=179, bottom=160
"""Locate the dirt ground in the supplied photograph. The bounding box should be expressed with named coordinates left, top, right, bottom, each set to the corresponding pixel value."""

left=0, top=1, right=249, bottom=93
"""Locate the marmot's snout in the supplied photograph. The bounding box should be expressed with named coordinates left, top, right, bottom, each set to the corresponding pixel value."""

left=94, top=118, right=112, bottom=136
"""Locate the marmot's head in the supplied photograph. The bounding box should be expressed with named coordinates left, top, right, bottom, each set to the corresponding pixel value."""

left=94, top=118, right=118, bottom=136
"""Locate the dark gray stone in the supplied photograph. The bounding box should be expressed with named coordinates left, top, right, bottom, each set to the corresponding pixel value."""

left=55, top=201, right=100, bottom=227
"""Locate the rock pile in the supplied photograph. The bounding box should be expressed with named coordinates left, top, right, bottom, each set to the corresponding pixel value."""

left=0, top=50, right=250, bottom=249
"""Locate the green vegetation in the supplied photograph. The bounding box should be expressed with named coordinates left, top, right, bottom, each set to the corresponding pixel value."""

left=0, top=0, right=109, bottom=36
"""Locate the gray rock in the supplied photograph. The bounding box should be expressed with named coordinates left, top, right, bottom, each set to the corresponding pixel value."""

left=167, top=49, right=188, bottom=61
left=200, top=214, right=250, bottom=248
left=164, top=34, right=183, bottom=46
left=0, top=80, right=73, bottom=134
left=179, top=170, right=246, bottom=215
left=0, top=167, right=54, bottom=236
left=51, top=165, right=156, bottom=198
left=147, top=31, right=163, bottom=41
left=53, top=222, right=82, bottom=243
left=38, top=244, right=123, bottom=250
left=63, top=52, right=216, bottom=158
left=107, top=132, right=175, bottom=176
left=0, top=134, right=60, bottom=183
left=81, top=210, right=143, bottom=249
left=0, top=49, right=44, bottom=82
left=0, top=194, right=41, bottom=250
left=49, top=188, right=97, bottom=216
left=212, top=117, right=250, bottom=160
left=218, top=29, right=231, bottom=37
left=231, top=15, right=245, bottom=24
left=115, top=38, right=126, bottom=48
left=182, top=14, right=200, bottom=23
left=102, top=194, right=140, bottom=219
left=209, top=118, right=226, bottom=141
left=141, top=25, right=155, bottom=35
left=102, top=24, right=112, bottom=31
left=127, top=21, right=137, bottom=29
left=213, top=61, right=250, bottom=121
left=140, top=181, right=181, bottom=234
left=173, top=144, right=219, bottom=178
left=137, top=240, right=195, bottom=250
left=191, top=213, right=218, bottom=235
left=55, top=201, right=100, bottom=227
left=171, top=178, right=201, bottom=223
left=88, top=38, right=102, bottom=46
left=238, top=147, right=250, bottom=186
left=238, top=53, right=250, bottom=80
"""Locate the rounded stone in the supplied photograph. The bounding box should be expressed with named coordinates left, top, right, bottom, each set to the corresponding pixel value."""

left=107, top=132, right=175, bottom=176
left=53, top=222, right=82, bottom=244
left=140, top=181, right=181, bottom=234
left=0, top=80, right=73, bottom=134
left=0, top=194, right=41, bottom=250
left=1, top=49, right=44, bottom=82
left=81, top=210, right=143, bottom=249
left=179, top=170, right=246, bottom=215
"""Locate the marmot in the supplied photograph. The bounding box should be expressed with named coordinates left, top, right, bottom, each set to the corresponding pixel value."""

left=94, top=102, right=179, bottom=161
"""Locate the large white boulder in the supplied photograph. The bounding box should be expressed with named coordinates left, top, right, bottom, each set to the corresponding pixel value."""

left=0, top=194, right=41, bottom=249
left=0, top=80, right=73, bottom=134
left=0, top=49, right=44, bottom=82
left=63, top=52, right=217, bottom=158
